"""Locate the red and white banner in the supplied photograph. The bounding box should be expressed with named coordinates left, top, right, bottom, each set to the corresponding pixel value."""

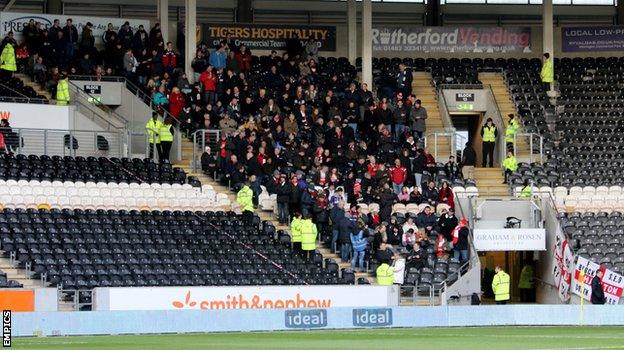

left=571, top=256, right=624, bottom=305
left=553, top=230, right=573, bottom=302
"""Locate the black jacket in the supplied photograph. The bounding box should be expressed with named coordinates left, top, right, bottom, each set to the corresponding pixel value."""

left=462, top=146, right=477, bottom=166
left=276, top=183, right=291, bottom=203
left=438, top=214, right=459, bottom=241
left=455, top=227, right=470, bottom=250
left=338, top=217, right=355, bottom=244
left=406, top=249, right=426, bottom=270
left=379, top=189, right=397, bottom=222
left=591, top=276, right=606, bottom=304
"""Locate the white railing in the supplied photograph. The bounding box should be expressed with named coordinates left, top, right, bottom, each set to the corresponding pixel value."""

left=513, top=132, right=544, bottom=164
left=1, top=127, right=130, bottom=158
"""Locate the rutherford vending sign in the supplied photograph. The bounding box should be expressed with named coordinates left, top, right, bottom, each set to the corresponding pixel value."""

left=203, top=23, right=336, bottom=51
left=372, top=26, right=531, bottom=53
left=562, top=26, right=624, bottom=52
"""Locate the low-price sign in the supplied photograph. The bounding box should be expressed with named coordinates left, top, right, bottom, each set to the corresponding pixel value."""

left=571, top=256, right=624, bottom=304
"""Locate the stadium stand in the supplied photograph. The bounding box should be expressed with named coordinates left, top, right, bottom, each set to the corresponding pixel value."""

left=559, top=210, right=624, bottom=275
left=0, top=208, right=342, bottom=307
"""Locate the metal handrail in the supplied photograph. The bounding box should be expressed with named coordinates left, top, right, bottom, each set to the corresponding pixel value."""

left=437, top=86, right=456, bottom=131
left=67, top=80, right=128, bottom=131
left=68, top=74, right=180, bottom=127
left=424, top=129, right=456, bottom=159
left=0, top=82, right=48, bottom=104
left=513, top=132, right=544, bottom=164
left=191, top=129, right=222, bottom=172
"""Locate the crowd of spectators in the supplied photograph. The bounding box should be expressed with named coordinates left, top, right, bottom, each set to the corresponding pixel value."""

left=4, top=18, right=473, bottom=281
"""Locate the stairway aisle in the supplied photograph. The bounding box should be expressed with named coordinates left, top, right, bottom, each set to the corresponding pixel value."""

left=175, top=139, right=376, bottom=285
left=479, top=72, right=536, bottom=163
left=0, top=257, right=74, bottom=311
left=412, top=72, right=453, bottom=160
left=14, top=73, right=54, bottom=102
left=474, top=167, right=510, bottom=198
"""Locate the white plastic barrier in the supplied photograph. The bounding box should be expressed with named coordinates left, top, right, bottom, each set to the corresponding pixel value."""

left=93, top=285, right=399, bottom=311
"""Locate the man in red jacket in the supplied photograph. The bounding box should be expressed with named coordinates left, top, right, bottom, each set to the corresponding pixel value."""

left=161, top=41, right=177, bottom=74
left=235, top=45, right=252, bottom=73
left=199, top=66, right=217, bottom=105
left=389, top=158, right=407, bottom=195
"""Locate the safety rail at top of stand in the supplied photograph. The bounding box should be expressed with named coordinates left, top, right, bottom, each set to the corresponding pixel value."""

left=0, top=82, right=49, bottom=104
left=0, top=127, right=129, bottom=158
left=435, top=83, right=484, bottom=91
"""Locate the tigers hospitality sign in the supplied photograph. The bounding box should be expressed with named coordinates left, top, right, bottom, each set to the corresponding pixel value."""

left=203, top=23, right=336, bottom=51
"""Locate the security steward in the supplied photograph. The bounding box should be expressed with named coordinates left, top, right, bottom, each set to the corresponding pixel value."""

left=159, top=117, right=174, bottom=161
left=492, top=265, right=511, bottom=304
left=56, top=73, right=70, bottom=106
left=0, top=40, right=16, bottom=78
left=505, top=114, right=519, bottom=152
left=541, top=52, right=554, bottom=93
left=502, top=150, right=518, bottom=184
left=290, top=212, right=303, bottom=252
left=300, top=214, right=318, bottom=258
left=480, top=118, right=497, bottom=168
left=376, top=259, right=395, bottom=286
left=236, top=179, right=255, bottom=225
left=146, top=113, right=163, bottom=159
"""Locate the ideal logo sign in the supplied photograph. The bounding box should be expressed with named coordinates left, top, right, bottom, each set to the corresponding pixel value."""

left=352, top=308, right=393, bottom=327
left=284, top=309, right=327, bottom=329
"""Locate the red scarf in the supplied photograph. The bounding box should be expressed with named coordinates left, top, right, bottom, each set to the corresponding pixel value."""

left=437, top=235, right=445, bottom=257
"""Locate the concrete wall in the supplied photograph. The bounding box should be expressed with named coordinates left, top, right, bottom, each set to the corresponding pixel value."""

left=12, top=305, right=624, bottom=336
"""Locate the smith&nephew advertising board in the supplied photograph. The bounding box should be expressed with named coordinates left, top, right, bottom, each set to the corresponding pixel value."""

left=372, top=26, right=531, bottom=53
left=203, top=23, right=336, bottom=51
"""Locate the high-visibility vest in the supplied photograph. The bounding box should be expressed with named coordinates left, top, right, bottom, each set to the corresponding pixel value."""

left=300, top=219, right=317, bottom=251
left=290, top=217, right=303, bottom=243
left=56, top=79, right=70, bottom=105
left=236, top=185, right=254, bottom=212
left=520, top=185, right=532, bottom=198
left=376, top=263, right=394, bottom=285
left=541, top=58, right=554, bottom=83
left=146, top=118, right=163, bottom=144
left=483, top=125, right=496, bottom=142
left=159, top=124, right=173, bottom=142
left=492, top=271, right=511, bottom=302
left=505, top=119, right=519, bottom=143
left=502, top=156, right=518, bottom=172
left=518, top=265, right=534, bottom=289
left=0, top=44, right=16, bottom=72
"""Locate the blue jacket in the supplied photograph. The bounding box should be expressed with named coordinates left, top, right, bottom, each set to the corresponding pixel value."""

left=209, top=50, right=226, bottom=70
left=351, top=231, right=368, bottom=252
left=153, top=92, right=169, bottom=106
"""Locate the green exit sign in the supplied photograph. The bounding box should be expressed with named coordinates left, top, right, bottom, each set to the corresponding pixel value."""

left=88, top=96, right=102, bottom=105
left=457, top=103, right=474, bottom=111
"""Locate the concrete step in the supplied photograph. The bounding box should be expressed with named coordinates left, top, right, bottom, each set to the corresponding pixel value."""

left=178, top=146, right=369, bottom=284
